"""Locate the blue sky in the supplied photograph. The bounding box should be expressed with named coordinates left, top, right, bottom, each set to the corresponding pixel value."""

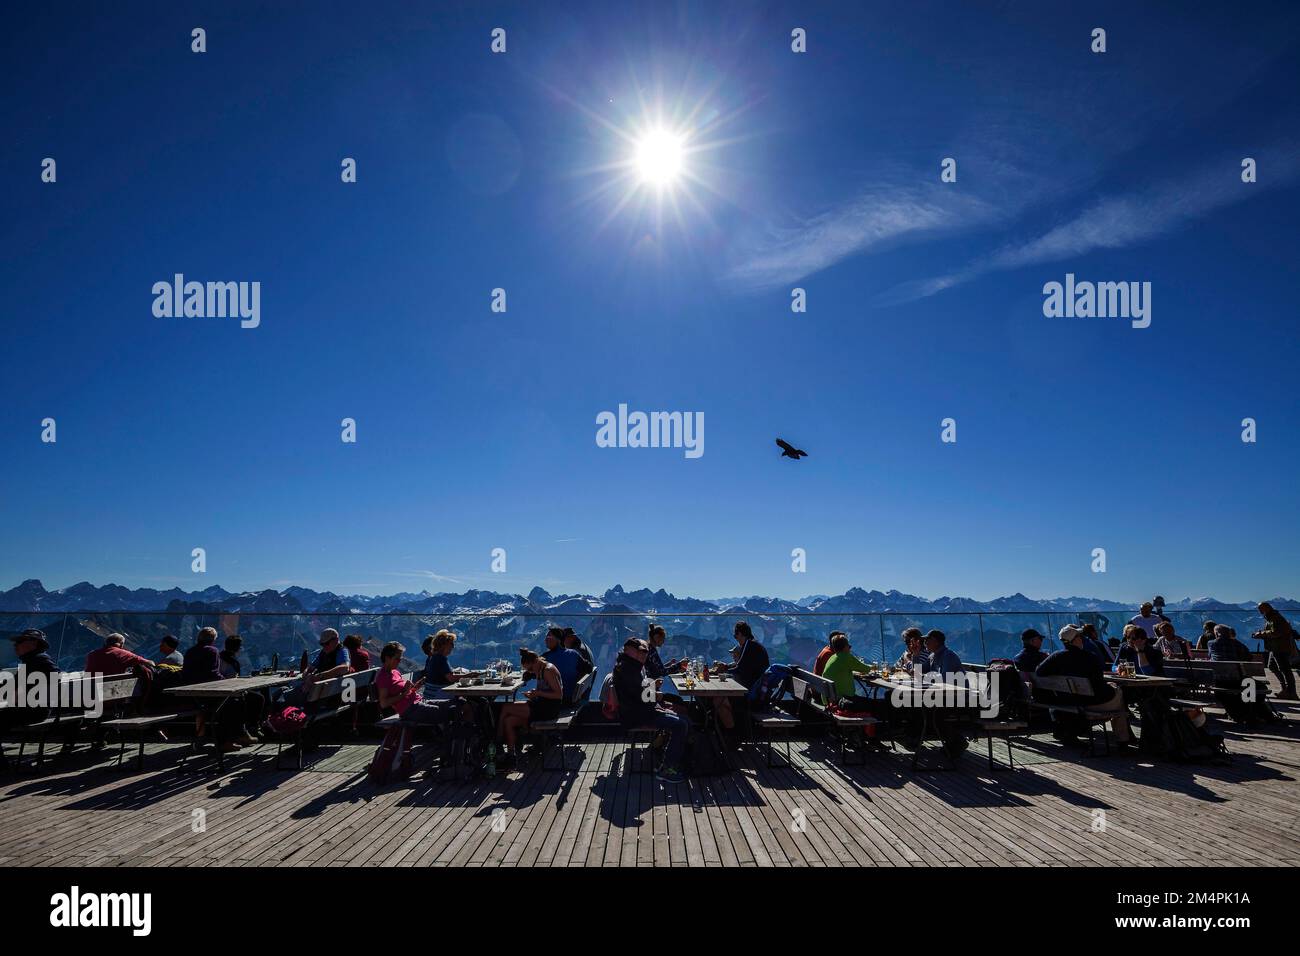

left=2, top=1, right=1298, bottom=603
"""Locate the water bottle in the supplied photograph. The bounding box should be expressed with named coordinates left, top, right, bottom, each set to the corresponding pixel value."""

left=272, top=653, right=279, bottom=673
left=485, top=740, right=496, bottom=778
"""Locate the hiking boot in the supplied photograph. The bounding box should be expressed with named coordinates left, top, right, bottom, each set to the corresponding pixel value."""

left=656, top=765, right=685, bottom=784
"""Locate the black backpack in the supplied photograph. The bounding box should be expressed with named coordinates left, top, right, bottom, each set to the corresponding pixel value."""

left=1138, top=697, right=1229, bottom=763
left=985, top=659, right=1028, bottom=719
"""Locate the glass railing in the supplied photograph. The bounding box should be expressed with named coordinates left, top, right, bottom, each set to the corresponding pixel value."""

left=0, top=607, right=1286, bottom=681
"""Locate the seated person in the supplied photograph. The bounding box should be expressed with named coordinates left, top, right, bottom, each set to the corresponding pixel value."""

left=343, top=634, right=371, bottom=671
left=1208, top=625, right=1280, bottom=726
left=893, top=627, right=925, bottom=672
left=923, top=630, right=964, bottom=676
left=821, top=634, right=877, bottom=715
left=181, top=627, right=223, bottom=684
left=422, top=629, right=458, bottom=697
left=813, top=631, right=844, bottom=676
left=645, top=625, right=684, bottom=680
left=708, top=621, right=770, bottom=732
left=563, top=627, right=596, bottom=677
left=374, top=642, right=459, bottom=776
left=1153, top=621, right=1190, bottom=660
left=1208, top=624, right=1252, bottom=662
left=303, top=628, right=351, bottom=688
left=1117, top=624, right=1165, bottom=676
left=157, top=634, right=184, bottom=666
left=613, top=637, right=689, bottom=784
left=1013, top=629, right=1048, bottom=675
left=218, top=635, right=244, bottom=679
left=1034, top=625, right=1133, bottom=746
left=1195, top=620, right=1217, bottom=651
left=2, top=630, right=60, bottom=737
left=540, top=626, right=581, bottom=703
left=1079, top=623, right=1113, bottom=666
left=84, top=632, right=152, bottom=676
left=496, top=648, right=564, bottom=767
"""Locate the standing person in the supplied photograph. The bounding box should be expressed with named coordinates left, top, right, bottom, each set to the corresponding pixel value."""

left=1034, top=625, right=1134, bottom=747
left=613, top=637, right=689, bottom=784
left=1254, top=602, right=1298, bottom=700
left=157, top=635, right=184, bottom=666
left=1129, top=602, right=1162, bottom=641
left=84, top=633, right=152, bottom=676
left=1151, top=596, right=1172, bottom=624
left=343, top=634, right=371, bottom=671
left=496, top=648, right=564, bottom=768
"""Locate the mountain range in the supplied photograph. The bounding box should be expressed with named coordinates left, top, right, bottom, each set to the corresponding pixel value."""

left=2, top=578, right=1292, bottom=615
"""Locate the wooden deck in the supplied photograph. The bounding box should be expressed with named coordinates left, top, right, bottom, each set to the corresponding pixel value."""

left=2, top=698, right=1298, bottom=867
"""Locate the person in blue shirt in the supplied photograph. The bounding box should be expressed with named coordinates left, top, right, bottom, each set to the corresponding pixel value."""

left=923, top=630, right=964, bottom=676
left=422, top=629, right=458, bottom=699
left=540, top=627, right=580, bottom=704
left=304, top=628, right=350, bottom=689
left=1079, top=623, right=1114, bottom=667
left=1115, top=625, right=1165, bottom=676
left=1013, top=629, right=1048, bottom=673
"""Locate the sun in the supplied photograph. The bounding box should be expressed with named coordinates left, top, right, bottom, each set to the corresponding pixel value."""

left=633, top=127, right=685, bottom=187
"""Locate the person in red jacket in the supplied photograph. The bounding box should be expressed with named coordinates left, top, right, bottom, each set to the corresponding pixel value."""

left=84, top=633, right=152, bottom=676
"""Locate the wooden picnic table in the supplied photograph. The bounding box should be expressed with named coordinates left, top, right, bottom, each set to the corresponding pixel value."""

left=665, top=674, right=748, bottom=697
left=165, top=674, right=301, bottom=769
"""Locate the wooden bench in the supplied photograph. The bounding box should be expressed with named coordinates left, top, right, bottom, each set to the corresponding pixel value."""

left=789, top=667, right=879, bottom=766
left=275, top=667, right=379, bottom=769
left=1030, top=674, right=1121, bottom=756
left=529, top=670, right=596, bottom=771
left=2, top=672, right=143, bottom=773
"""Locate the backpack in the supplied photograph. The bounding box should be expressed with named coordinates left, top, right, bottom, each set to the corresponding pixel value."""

left=985, top=659, right=1028, bottom=719
left=1138, top=697, right=1229, bottom=762
left=268, top=705, right=307, bottom=736
left=748, top=664, right=793, bottom=708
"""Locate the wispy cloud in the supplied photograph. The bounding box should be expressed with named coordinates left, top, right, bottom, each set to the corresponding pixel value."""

left=879, top=146, right=1299, bottom=305
left=722, top=184, right=1002, bottom=291
left=383, top=569, right=465, bottom=585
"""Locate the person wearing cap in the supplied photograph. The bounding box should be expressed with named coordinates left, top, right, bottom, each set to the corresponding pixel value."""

left=1013, top=629, right=1048, bottom=674
left=157, top=634, right=183, bottom=666
left=1128, top=602, right=1162, bottom=641
left=612, top=637, right=688, bottom=784
left=1034, top=625, right=1134, bottom=746
left=9, top=628, right=59, bottom=674
left=303, top=628, right=351, bottom=687
left=84, top=632, right=152, bottom=676
left=1151, top=596, right=1171, bottom=624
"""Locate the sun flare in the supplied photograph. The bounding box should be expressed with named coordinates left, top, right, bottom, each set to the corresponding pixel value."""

left=633, top=127, right=685, bottom=186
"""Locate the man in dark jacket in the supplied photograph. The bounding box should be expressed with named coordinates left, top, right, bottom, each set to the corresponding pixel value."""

left=1254, top=602, right=1298, bottom=700
left=2, top=630, right=63, bottom=768
left=1035, top=625, right=1133, bottom=745
left=613, top=638, right=688, bottom=783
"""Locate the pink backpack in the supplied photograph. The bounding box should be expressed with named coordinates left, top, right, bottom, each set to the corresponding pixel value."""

left=268, top=705, right=307, bottom=735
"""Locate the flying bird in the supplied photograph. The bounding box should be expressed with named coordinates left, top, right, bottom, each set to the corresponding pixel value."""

left=775, top=438, right=808, bottom=460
